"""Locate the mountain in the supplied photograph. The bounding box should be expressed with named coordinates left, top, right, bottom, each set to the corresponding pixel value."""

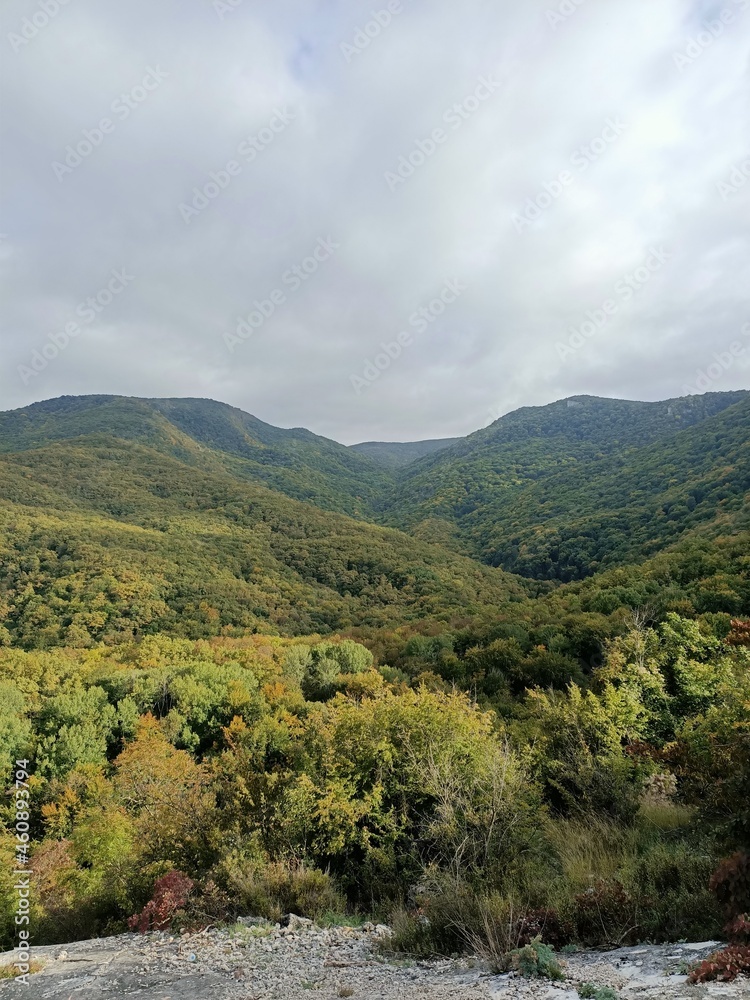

left=0, top=395, right=393, bottom=519
left=350, top=438, right=459, bottom=469
left=0, top=432, right=527, bottom=649
left=0, top=389, right=747, bottom=650
left=2, top=389, right=748, bottom=961
left=378, top=391, right=750, bottom=579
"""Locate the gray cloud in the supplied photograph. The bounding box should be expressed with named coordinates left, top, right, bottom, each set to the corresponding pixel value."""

left=1, top=0, right=748, bottom=443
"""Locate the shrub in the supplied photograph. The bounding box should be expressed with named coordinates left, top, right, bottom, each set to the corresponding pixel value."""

left=710, top=852, right=750, bottom=922
left=688, top=944, right=750, bottom=983
left=385, top=908, right=435, bottom=957
left=508, top=936, right=564, bottom=980
left=620, top=838, right=721, bottom=942
left=527, top=687, right=642, bottom=824
left=293, top=688, right=538, bottom=905
left=516, top=908, right=572, bottom=949
left=218, top=856, right=344, bottom=924
left=187, top=879, right=233, bottom=925
left=387, top=884, right=536, bottom=962
left=572, top=880, right=637, bottom=947
left=128, top=871, right=194, bottom=933
left=726, top=914, right=750, bottom=943
left=578, top=987, right=617, bottom=1000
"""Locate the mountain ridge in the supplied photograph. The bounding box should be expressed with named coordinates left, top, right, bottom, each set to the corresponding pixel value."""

left=1, top=388, right=747, bottom=593
left=350, top=437, right=460, bottom=469
left=5, top=388, right=747, bottom=459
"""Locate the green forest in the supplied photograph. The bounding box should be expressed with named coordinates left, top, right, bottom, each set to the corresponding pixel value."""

left=1, top=391, right=749, bottom=979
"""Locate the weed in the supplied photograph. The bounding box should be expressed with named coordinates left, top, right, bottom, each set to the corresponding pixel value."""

left=508, top=936, right=564, bottom=980
left=0, top=961, right=44, bottom=979
left=578, top=986, right=617, bottom=1000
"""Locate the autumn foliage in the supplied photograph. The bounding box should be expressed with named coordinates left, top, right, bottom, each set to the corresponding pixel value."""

left=128, top=872, right=194, bottom=933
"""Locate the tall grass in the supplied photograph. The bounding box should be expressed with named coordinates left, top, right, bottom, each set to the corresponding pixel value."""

left=388, top=803, right=721, bottom=958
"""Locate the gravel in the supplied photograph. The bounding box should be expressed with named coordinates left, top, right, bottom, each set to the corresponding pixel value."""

left=0, top=919, right=747, bottom=999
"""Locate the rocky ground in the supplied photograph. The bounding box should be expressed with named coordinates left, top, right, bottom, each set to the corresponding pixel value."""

left=0, top=918, right=748, bottom=999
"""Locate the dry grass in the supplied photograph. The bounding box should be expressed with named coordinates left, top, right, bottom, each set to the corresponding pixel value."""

left=0, top=960, right=44, bottom=980
left=545, top=816, right=637, bottom=894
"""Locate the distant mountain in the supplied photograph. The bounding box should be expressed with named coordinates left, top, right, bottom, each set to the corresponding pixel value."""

left=378, top=391, right=750, bottom=580
left=0, top=387, right=747, bottom=645
left=471, top=396, right=750, bottom=579
left=0, top=395, right=393, bottom=519
left=350, top=438, right=460, bottom=469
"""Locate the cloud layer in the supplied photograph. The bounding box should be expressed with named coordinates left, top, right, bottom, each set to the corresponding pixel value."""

left=1, top=0, right=749, bottom=443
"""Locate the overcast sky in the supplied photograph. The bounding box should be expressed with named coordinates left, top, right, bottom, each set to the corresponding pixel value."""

left=1, top=0, right=748, bottom=444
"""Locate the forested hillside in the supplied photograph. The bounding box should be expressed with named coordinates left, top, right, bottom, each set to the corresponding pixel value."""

left=377, top=392, right=749, bottom=575
left=350, top=437, right=459, bottom=469
left=4, top=391, right=747, bottom=583
left=440, top=395, right=750, bottom=580
left=0, top=437, right=527, bottom=649
left=0, top=395, right=393, bottom=519
left=1, top=390, right=748, bottom=647
left=1, top=390, right=749, bottom=974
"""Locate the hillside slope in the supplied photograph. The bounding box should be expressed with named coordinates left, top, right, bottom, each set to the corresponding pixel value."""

left=1, top=388, right=747, bottom=617
left=378, top=392, right=749, bottom=578
left=350, top=437, right=459, bottom=469
left=0, top=435, right=526, bottom=649
left=0, top=395, right=393, bottom=519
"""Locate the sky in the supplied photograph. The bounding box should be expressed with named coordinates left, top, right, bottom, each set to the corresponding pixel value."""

left=1, top=0, right=749, bottom=445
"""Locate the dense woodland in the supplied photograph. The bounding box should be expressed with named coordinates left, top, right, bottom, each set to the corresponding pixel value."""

left=1, top=391, right=749, bottom=972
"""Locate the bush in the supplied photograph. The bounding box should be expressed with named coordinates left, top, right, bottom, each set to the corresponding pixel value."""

left=710, top=852, right=750, bottom=922
left=527, top=687, right=642, bottom=824
left=128, top=871, right=194, bottom=933
left=726, top=914, right=750, bottom=943
left=385, top=908, right=436, bottom=957
left=508, top=936, right=564, bottom=980
left=516, top=908, right=572, bottom=949
left=544, top=815, right=721, bottom=945
left=388, top=884, right=523, bottom=961
left=218, top=855, right=344, bottom=924
left=578, top=987, right=617, bottom=1000
left=620, top=838, right=721, bottom=942
left=389, top=882, right=573, bottom=966
left=689, top=945, right=750, bottom=983
left=572, top=880, right=637, bottom=947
